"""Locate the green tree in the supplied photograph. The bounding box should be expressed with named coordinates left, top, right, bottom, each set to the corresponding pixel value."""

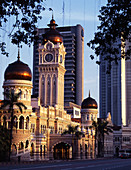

left=0, top=125, right=10, bottom=161
left=87, top=0, right=130, bottom=72
left=62, top=125, right=84, bottom=159
left=0, top=0, right=46, bottom=56
left=0, top=90, right=27, bottom=161
left=89, top=120, right=98, bottom=158
left=90, top=119, right=113, bottom=157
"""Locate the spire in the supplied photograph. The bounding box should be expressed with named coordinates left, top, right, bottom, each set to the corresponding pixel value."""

left=17, top=48, right=20, bottom=61
left=89, top=90, right=90, bottom=97
left=47, top=12, right=58, bottom=29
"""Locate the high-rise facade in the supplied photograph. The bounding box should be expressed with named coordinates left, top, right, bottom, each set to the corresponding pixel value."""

left=99, top=38, right=131, bottom=126
left=125, top=38, right=131, bottom=125
left=33, top=24, right=84, bottom=106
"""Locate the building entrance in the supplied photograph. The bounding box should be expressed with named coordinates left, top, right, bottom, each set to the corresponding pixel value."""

left=53, top=142, right=70, bottom=160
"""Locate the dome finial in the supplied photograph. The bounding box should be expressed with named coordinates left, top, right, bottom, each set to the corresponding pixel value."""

left=89, top=90, right=90, bottom=97
left=17, top=48, right=20, bottom=61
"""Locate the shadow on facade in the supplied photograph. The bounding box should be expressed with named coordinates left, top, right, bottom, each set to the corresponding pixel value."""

left=53, top=142, right=70, bottom=160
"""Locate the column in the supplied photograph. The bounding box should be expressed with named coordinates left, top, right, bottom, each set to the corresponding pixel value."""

left=16, top=146, right=19, bottom=155
left=23, top=143, right=25, bottom=153
left=17, top=120, right=20, bottom=129
left=45, top=75, right=47, bottom=106
left=69, top=147, right=72, bottom=159
left=76, top=140, right=81, bottom=159
left=82, top=143, right=85, bottom=159
left=39, top=74, right=42, bottom=103
left=56, top=77, right=58, bottom=104
left=49, top=149, right=54, bottom=160
left=50, top=75, right=53, bottom=106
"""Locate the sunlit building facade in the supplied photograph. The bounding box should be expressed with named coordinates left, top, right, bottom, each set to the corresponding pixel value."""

left=0, top=18, right=96, bottom=161
left=100, top=38, right=131, bottom=126
left=33, top=24, right=84, bottom=106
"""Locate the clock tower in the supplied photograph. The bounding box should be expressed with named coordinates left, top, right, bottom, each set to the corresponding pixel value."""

left=38, top=17, right=66, bottom=109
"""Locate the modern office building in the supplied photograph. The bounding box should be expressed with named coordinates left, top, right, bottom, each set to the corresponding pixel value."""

left=125, top=38, right=131, bottom=125
left=99, top=38, right=131, bottom=126
left=33, top=23, right=84, bottom=106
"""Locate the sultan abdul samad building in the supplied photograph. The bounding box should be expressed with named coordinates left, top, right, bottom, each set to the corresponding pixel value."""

left=0, top=17, right=99, bottom=161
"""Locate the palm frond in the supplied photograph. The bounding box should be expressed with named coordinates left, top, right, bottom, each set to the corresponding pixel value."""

left=61, top=130, right=70, bottom=136
left=0, top=100, right=11, bottom=110
left=16, top=102, right=27, bottom=110
left=3, top=91, right=11, bottom=100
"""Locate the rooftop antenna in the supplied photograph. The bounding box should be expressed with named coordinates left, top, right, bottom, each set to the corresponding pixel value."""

left=62, top=0, right=65, bottom=26
left=49, top=8, right=54, bottom=18
left=69, top=0, right=71, bottom=25
left=89, top=90, right=90, bottom=97
left=17, top=47, right=20, bottom=61
left=83, top=0, right=85, bottom=28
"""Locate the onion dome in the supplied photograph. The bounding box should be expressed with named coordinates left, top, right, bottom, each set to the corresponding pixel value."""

left=4, top=50, right=32, bottom=81
left=42, top=15, right=63, bottom=44
left=81, top=91, right=98, bottom=109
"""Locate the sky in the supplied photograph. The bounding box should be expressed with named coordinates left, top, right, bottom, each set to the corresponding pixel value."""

left=0, top=0, right=107, bottom=107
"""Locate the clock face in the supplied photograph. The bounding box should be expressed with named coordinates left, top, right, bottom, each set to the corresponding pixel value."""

left=45, top=54, right=53, bottom=62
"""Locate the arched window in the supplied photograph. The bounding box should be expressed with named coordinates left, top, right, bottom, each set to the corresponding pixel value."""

left=12, top=144, right=17, bottom=155
left=52, top=75, right=56, bottom=105
left=80, top=144, right=82, bottom=159
left=40, top=54, right=42, bottom=64
left=4, top=88, right=9, bottom=100
left=30, top=143, right=34, bottom=158
left=25, top=140, right=29, bottom=148
left=19, top=116, right=24, bottom=129
left=19, top=142, right=24, bottom=150
left=41, top=75, right=45, bottom=104
left=19, top=89, right=22, bottom=100
left=46, top=75, right=51, bottom=105
left=3, top=116, right=7, bottom=128
left=44, top=145, right=46, bottom=158
left=85, top=144, right=88, bottom=159
left=26, top=90, right=28, bottom=100
left=91, top=114, right=93, bottom=120
left=25, top=116, right=29, bottom=129
left=40, top=145, right=42, bottom=157
left=13, top=116, right=18, bottom=129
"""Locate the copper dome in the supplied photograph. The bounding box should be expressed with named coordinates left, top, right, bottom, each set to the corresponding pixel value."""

left=81, top=92, right=98, bottom=109
left=4, top=57, right=32, bottom=81
left=42, top=17, right=63, bottom=44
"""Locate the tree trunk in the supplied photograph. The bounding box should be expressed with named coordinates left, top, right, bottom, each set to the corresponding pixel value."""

left=72, top=134, right=74, bottom=159
left=94, top=130, right=97, bottom=158
left=9, top=108, right=13, bottom=161
left=102, top=133, right=104, bottom=157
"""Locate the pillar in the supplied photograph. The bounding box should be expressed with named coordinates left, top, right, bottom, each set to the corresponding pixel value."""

left=76, top=140, right=81, bottom=159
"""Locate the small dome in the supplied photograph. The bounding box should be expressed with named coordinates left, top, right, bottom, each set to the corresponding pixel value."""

left=42, top=16, right=63, bottom=44
left=81, top=91, right=97, bottom=109
left=4, top=53, right=32, bottom=81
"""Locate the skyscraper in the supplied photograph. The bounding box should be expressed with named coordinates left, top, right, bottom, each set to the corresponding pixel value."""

left=33, top=24, right=84, bottom=106
left=125, top=38, right=131, bottom=125
left=99, top=38, right=131, bottom=126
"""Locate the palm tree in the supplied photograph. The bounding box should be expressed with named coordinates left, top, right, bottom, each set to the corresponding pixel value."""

left=0, top=125, right=10, bottom=161
left=0, top=90, right=27, bottom=161
left=99, top=119, right=113, bottom=157
left=90, top=119, right=113, bottom=158
left=89, top=120, right=98, bottom=158
left=62, top=125, right=84, bottom=159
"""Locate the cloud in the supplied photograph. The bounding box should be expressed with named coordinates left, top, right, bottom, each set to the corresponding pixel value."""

left=84, top=78, right=97, bottom=85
